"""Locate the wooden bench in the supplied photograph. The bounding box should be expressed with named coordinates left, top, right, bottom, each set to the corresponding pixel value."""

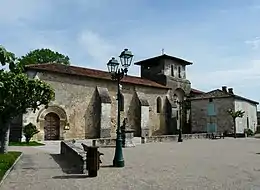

left=81, top=143, right=104, bottom=163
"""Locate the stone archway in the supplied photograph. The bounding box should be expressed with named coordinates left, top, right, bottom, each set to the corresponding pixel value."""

left=173, top=88, right=185, bottom=133
left=37, top=105, right=67, bottom=141
left=174, top=88, right=185, bottom=102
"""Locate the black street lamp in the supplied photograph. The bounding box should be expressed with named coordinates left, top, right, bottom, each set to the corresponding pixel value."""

left=107, top=48, right=134, bottom=167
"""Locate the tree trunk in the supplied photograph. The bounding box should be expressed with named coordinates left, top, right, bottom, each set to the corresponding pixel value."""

left=26, top=137, right=30, bottom=144
left=0, top=120, right=10, bottom=154
left=0, top=121, right=10, bottom=153
left=233, top=118, right=236, bottom=138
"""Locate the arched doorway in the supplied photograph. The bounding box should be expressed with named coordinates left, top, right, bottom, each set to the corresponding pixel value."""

left=44, top=112, right=60, bottom=140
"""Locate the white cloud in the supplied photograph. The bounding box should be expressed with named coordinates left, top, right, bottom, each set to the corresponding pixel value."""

left=190, top=59, right=260, bottom=89
left=245, top=37, right=260, bottom=50
left=78, top=30, right=117, bottom=66
left=1, top=0, right=260, bottom=104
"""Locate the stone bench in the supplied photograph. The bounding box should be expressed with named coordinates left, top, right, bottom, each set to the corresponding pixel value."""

left=141, top=133, right=208, bottom=144
left=92, top=138, right=116, bottom=147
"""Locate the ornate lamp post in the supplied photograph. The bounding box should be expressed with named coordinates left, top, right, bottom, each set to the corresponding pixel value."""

left=107, top=48, right=134, bottom=167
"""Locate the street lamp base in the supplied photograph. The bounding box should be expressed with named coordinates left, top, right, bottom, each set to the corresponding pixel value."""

left=178, top=138, right=183, bottom=142
left=113, top=159, right=125, bottom=167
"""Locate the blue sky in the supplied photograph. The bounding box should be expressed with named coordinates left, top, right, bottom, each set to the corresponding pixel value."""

left=1, top=0, right=260, bottom=103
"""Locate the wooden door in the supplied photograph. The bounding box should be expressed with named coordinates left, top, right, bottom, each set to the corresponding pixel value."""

left=44, top=113, right=60, bottom=140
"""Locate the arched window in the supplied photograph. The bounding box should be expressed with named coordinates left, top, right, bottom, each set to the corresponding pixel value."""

left=156, top=97, right=162, bottom=113
left=119, top=93, right=124, bottom=111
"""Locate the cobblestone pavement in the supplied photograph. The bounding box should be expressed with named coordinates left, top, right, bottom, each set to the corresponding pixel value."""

left=2, top=138, right=260, bottom=190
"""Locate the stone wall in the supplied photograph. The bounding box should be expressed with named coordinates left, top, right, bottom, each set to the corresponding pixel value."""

left=127, top=92, right=142, bottom=137
left=139, top=58, right=191, bottom=96
left=164, top=60, right=186, bottom=79
left=191, top=97, right=234, bottom=133
left=24, top=71, right=170, bottom=141
left=234, top=99, right=257, bottom=133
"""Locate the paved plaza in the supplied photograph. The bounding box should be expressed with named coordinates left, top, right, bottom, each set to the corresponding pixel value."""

left=2, top=138, right=260, bottom=190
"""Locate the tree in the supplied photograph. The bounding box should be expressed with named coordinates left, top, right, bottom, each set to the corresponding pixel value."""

left=23, top=123, right=39, bottom=144
left=18, top=48, right=70, bottom=68
left=227, top=109, right=245, bottom=138
left=0, top=45, right=55, bottom=153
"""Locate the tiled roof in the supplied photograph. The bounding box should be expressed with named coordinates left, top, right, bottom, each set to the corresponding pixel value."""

left=25, top=63, right=170, bottom=89
left=190, top=89, right=259, bottom=105
left=190, top=88, right=205, bottom=94
left=134, top=54, right=193, bottom=66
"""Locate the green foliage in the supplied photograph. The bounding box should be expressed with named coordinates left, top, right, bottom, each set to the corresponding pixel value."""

left=227, top=109, right=245, bottom=138
left=0, top=151, right=21, bottom=179
left=9, top=141, right=44, bottom=146
left=0, top=45, right=15, bottom=66
left=23, top=123, right=39, bottom=144
left=227, top=109, right=245, bottom=119
left=19, top=48, right=70, bottom=67
left=0, top=45, right=55, bottom=122
left=0, top=45, right=55, bottom=153
left=0, top=45, right=24, bottom=74
left=244, top=128, right=254, bottom=136
left=0, top=71, right=55, bottom=122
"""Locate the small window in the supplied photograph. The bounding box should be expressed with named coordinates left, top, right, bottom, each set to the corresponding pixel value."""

left=178, top=66, right=181, bottom=78
left=119, top=93, right=124, bottom=111
left=171, top=65, right=174, bottom=76
left=209, top=98, right=213, bottom=102
left=156, top=97, right=162, bottom=113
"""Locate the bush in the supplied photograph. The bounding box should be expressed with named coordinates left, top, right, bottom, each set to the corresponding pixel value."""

left=23, top=123, right=39, bottom=144
left=244, top=128, right=254, bottom=137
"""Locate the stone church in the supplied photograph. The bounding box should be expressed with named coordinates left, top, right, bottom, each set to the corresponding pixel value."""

left=15, top=54, right=201, bottom=141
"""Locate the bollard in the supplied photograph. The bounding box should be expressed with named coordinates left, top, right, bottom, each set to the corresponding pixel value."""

left=87, top=146, right=99, bottom=177
left=141, top=137, right=146, bottom=144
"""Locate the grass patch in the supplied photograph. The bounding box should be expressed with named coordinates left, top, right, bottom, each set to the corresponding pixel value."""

left=9, top=141, right=45, bottom=146
left=0, top=151, right=22, bottom=180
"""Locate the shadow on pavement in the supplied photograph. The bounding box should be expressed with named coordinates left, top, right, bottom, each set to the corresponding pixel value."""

left=100, top=164, right=114, bottom=168
left=52, top=174, right=91, bottom=179
left=50, top=154, right=82, bottom=174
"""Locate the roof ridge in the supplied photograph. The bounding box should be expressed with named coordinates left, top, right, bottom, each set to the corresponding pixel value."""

left=26, top=63, right=149, bottom=80
left=25, top=63, right=170, bottom=89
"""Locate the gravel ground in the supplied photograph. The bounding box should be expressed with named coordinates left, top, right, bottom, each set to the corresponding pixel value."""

left=2, top=138, right=260, bottom=190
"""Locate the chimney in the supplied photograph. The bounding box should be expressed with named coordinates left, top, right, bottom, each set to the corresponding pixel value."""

left=222, top=86, right=227, bottom=93
left=228, top=88, right=233, bottom=94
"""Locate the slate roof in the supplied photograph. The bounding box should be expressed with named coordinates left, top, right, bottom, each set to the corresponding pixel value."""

left=134, top=54, right=193, bottom=66
left=189, top=89, right=259, bottom=105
